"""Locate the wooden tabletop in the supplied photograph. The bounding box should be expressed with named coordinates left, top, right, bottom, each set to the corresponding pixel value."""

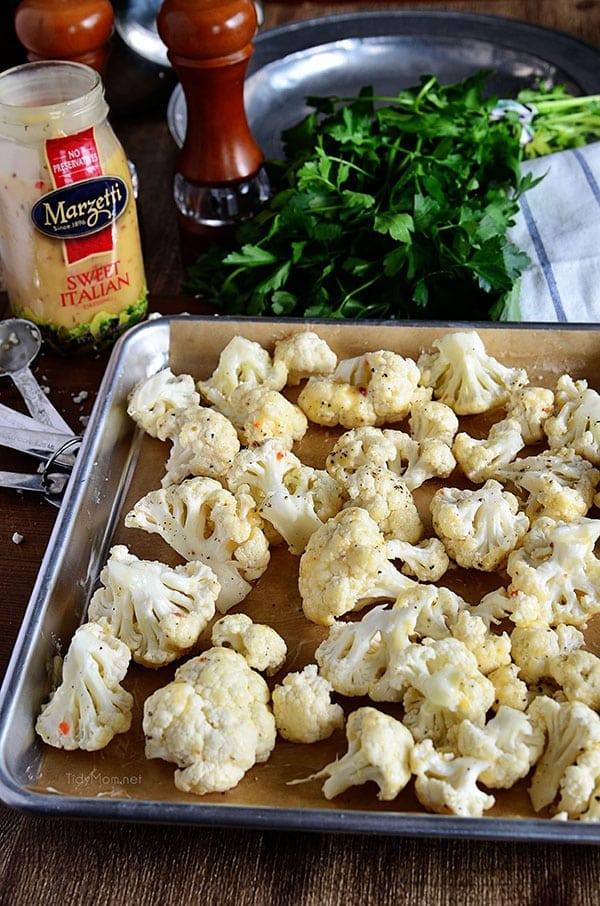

left=1, top=2, right=600, bottom=904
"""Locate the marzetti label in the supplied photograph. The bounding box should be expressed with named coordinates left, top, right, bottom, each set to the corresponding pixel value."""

left=31, top=176, right=128, bottom=241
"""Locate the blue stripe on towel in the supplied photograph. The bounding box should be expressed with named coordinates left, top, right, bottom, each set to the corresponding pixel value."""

left=573, top=148, right=600, bottom=205
left=520, top=193, right=567, bottom=322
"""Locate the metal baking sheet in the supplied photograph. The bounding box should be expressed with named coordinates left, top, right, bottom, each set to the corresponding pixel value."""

left=167, top=11, right=600, bottom=158
left=1, top=316, right=600, bottom=843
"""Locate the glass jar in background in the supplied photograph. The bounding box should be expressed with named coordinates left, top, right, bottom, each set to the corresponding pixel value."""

left=0, top=60, right=147, bottom=354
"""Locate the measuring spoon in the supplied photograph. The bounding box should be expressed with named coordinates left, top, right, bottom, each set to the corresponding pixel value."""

left=0, top=319, right=73, bottom=436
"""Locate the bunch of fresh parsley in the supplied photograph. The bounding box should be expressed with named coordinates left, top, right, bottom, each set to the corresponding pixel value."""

left=185, top=71, right=600, bottom=322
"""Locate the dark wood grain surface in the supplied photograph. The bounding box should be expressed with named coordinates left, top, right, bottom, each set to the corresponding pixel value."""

left=1, top=2, right=600, bottom=903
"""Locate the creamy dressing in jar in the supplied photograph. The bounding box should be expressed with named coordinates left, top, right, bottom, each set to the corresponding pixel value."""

left=0, top=61, right=147, bottom=354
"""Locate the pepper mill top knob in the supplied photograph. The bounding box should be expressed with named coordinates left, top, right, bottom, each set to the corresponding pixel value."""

left=158, top=0, right=265, bottom=186
left=14, top=0, right=114, bottom=73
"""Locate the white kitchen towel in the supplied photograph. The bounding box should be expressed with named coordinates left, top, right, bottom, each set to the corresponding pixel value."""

left=507, top=140, right=600, bottom=322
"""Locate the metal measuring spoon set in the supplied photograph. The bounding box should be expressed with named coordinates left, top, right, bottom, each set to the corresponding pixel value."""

left=0, top=319, right=81, bottom=505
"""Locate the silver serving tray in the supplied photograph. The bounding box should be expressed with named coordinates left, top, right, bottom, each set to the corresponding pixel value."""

left=167, top=11, right=600, bottom=159
left=1, top=315, right=600, bottom=842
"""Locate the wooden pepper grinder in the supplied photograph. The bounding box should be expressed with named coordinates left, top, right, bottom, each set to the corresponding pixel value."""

left=14, top=0, right=114, bottom=73
left=157, top=0, right=270, bottom=263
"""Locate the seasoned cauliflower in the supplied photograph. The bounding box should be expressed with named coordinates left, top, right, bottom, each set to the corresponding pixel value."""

left=312, top=707, right=414, bottom=801
left=315, top=584, right=469, bottom=701
left=340, top=465, right=423, bottom=543
left=226, top=439, right=344, bottom=555
left=272, top=664, right=344, bottom=743
left=35, top=622, right=133, bottom=751
left=197, top=335, right=287, bottom=410
left=143, top=647, right=276, bottom=795
left=211, top=613, right=287, bottom=676
left=417, top=330, right=528, bottom=415
left=528, top=696, right=600, bottom=814
left=544, top=374, right=600, bottom=466
left=88, top=544, right=220, bottom=668
left=430, top=479, right=529, bottom=572
left=505, top=516, right=600, bottom=628
left=487, top=663, right=529, bottom=712
left=550, top=648, right=600, bottom=710
left=410, top=738, right=495, bottom=817
left=124, top=476, right=270, bottom=613
left=505, top=385, right=554, bottom=445
left=386, top=536, right=450, bottom=582
left=326, top=424, right=454, bottom=492
left=298, top=507, right=415, bottom=625
left=453, top=418, right=524, bottom=484
left=398, top=638, right=496, bottom=745
left=162, top=406, right=240, bottom=486
left=456, top=706, right=545, bottom=788
left=227, top=386, right=308, bottom=449
left=496, top=449, right=600, bottom=522
left=510, top=623, right=584, bottom=685
left=409, top=399, right=459, bottom=447
left=315, top=601, right=420, bottom=700
left=449, top=610, right=512, bottom=676
left=298, top=349, right=429, bottom=428
left=127, top=367, right=200, bottom=441
left=325, top=426, right=405, bottom=484
left=273, top=330, right=337, bottom=385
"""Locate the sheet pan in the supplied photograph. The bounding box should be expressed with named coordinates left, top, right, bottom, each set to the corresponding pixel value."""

left=1, top=315, right=600, bottom=843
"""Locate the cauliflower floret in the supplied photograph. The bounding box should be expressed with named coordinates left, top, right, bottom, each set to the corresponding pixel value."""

left=398, top=638, right=496, bottom=745
left=453, top=418, right=524, bottom=483
left=544, top=374, right=600, bottom=466
left=315, top=584, right=470, bottom=701
left=226, top=439, right=344, bottom=555
left=326, top=425, right=454, bottom=492
left=210, top=613, right=287, bottom=676
left=197, top=335, right=287, bottom=410
left=298, top=349, right=430, bottom=428
left=386, top=536, right=450, bottom=582
left=410, top=738, right=495, bottom=817
left=325, top=426, right=404, bottom=484
left=298, top=507, right=416, bottom=626
left=409, top=399, right=459, bottom=447
left=430, top=479, right=529, bottom=572
left=558, top=745, right=600, bottom=820
left=528, top=695, right=600, bottom=814
left=35, top=622, right=133, bottom=751
left=228, top=386, right=308, bottom=449
left=162, top=407, right=240, bottom=486
left=315, top=600, right=421, bottom=700
left=550, top=648, right=600, bottom=710
left=456, top=706, right=545, bottom=789
left=496, top=449, right=600, bottom=522
left=488, top=663, right=529, bottom=712
left=505, top=385, right=554, bottom=445
left=510, top=624, right=584, bottom=685
left=505, top=516, right=600, bottom=628
left=127, top=367, right=200, bottom=441
left=88, top=544, right=220, bottom=668
left=143, top=647, right=276, bottom=795
left=124, top=477, right=270, bottom=613
left=311, top=707, right=414, bottom=801
left=341, top=466, right=423, bottom=543
left=273, top=330, right=337, bottom=385
left=272, top=664, right=344, bottom=743
left=449, top=611, right=512, bottom=675
left=417, top=330, right=528, bottom=415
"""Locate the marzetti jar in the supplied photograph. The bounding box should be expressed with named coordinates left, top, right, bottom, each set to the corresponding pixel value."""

left=0, top=60, right=147, bottom=353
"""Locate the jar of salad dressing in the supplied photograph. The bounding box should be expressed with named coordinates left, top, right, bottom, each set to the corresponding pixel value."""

left=0, top=60, right=147, bottom=353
